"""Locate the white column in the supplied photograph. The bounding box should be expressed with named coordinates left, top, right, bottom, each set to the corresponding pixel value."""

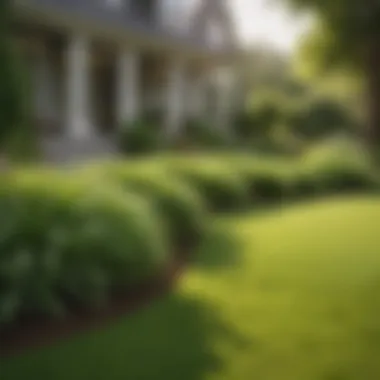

left=165, top=59, right=186, bottom=136
left=116, top=50, right=139, bottom=126
left=65, top=34, right=92, bottom=139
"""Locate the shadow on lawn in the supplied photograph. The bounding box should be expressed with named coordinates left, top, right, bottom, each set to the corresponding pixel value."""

left=1, top=293, right=253, bottom=380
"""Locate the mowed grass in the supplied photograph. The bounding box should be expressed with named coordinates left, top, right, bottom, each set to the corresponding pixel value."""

left=3, top=195, right=380, bottom=380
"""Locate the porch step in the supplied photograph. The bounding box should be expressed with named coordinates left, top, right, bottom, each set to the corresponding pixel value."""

left=40, top=135, right=120, bottom=164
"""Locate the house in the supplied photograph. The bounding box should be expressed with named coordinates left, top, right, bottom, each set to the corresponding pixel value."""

left=12, top=0, right=240, bottom=161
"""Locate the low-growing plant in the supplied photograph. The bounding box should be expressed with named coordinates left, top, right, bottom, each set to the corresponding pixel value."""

left=0, top=173, right=168, bottom=326
left=169, top=164, right=250, bottom=212
left=237, top=164, right=291, bottom=203
left=310, top=162, right=378, bottom=193
left=286, top=97, right=355, bottom=141
left=118, top=119, right=162, bottom=155
left=287, top=168, right=320, bottom=199
left=302, top=136, right=378, bottom=193
left=184, top=120, right=230, bottom=149
left=104, top=164, right=209, bottom=248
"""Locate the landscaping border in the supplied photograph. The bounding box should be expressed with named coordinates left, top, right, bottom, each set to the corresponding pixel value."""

left=0, top=251, right=189, bottom=359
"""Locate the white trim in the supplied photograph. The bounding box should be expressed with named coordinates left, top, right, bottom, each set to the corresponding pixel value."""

left=65, top=33, right=92, bottom=139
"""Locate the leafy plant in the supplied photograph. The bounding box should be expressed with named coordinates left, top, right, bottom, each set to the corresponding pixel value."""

left=286, top=97, right=354, bottom=140
left=240, top=166, right=290, bottom=203
left=118, top=120, right=162, bottom=155
left=184, top=120, right=230, bottom=149
left=105, top=164, right=209, bottom=248
left=170, top=164, right=250, bottom=212
left=0, top=173, right=168, bottom=326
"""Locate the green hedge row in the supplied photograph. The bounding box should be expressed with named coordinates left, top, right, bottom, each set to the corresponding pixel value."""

left=0, top=173, right=170, bottom=325
left=1, top=144, right=379, bottom=328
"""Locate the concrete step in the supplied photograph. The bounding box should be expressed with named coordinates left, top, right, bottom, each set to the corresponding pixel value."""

left=40, top=135, right=120, bottom=164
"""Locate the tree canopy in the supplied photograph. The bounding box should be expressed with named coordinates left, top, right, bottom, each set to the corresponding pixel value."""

left=282, top=0, right=380, bottom=64
left=277, top=0, right=380, bottom=144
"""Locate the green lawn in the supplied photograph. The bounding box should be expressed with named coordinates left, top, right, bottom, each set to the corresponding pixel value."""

left=3, top=195, right=380, bottom=380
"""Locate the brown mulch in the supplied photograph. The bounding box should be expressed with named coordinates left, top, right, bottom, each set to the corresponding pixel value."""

left=0, top=251, right=190, bottom=359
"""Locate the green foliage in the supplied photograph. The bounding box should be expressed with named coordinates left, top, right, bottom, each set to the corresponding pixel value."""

left=0, top=0, right=29, bottom=150
left=282, top=0, right=380, bottom=75
left=287, top=169, right=320, bottom=198
left=1, top=146, right=379, bottom=329
left=234, top=111, right=256, bottom=140
left=238, top=87, right=354, bottom=153
left=302, top=136, right=378, bottom=192
left=315, top=162, right=377, bottom=192
left=170, top=164, right=250, bottom=212
left=237, top=164, right=291, bottom=203
left=235, top=90, right=291, bottom=148
left=248, top=90, right=288, bottom=132
left=4, top=196, right=380, bottom=380
left=0, top=173, right=168, bottom=326
left=118, top=120, right=162, bottom=155
left=183, top=120, right=230, bottom=149
left=104, top=164, right=209, bottom=247
left=286, top=96, right=354, bottom=140
left=5, top=126, right=40, bottom=162
left=281, top=0, right=380, bottom=146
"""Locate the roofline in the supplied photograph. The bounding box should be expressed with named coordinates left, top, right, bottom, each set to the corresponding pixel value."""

left=14, top=0, right=244, bottom=64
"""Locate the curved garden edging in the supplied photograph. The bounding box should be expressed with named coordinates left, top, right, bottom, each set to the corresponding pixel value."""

left=0, top=250, right=189, bottom=359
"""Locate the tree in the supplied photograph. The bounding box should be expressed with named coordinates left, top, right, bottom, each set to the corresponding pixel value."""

left=278, top=0, right=380, bottom=146
left=234, top=45, right=297, bottom=113
left=0, top=0, right=28, bottom=163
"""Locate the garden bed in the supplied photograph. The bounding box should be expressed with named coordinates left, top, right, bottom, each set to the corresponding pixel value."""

left=0, top=250, right=189, bottom=358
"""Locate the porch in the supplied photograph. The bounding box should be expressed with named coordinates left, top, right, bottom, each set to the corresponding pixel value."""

left=14, top=22, right=236, bottom=162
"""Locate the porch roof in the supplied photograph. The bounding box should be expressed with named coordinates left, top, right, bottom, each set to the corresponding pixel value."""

left=14, top=0, right=243, bottom=62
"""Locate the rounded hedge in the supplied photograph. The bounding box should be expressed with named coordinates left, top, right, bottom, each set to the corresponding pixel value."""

left=287, top=170, right=319, bottom=198
left=237, top=164, right=290, bottom=203
left=302, top=137, right=378, bottom=193
left=104, top=165, right=209, bottom=248
left=0, top=173, right=168, bottom=326
left=118, top=120, right=162, bottom=155
left=169, top=164, right=250, bottom=212
left=310, top=162, right=378, bottom=193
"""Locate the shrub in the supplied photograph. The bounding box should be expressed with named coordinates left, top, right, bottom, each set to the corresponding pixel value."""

left=310, top=162, right=377, bottom=193
left=183, top=120, right=230, bottom=149
left=234, top=111, right=256, bottom=140
left=240, top=167, right=290, bottom=203
left=0, top=172, right=168, bottom=326
left=249, top=91, right=287, bottom=130
left=239, top=91, right=289, bottom=142
left=118, top=120, right=162, bottom=155
left=287, top=168, right=320, bottom=198
left=170, top=163, right=250, bottom=212
left=286, top=97, right=354, bottom=140
left=104, top=164, right=208, bottom=248
left=302, top=137, right=378, bottom=192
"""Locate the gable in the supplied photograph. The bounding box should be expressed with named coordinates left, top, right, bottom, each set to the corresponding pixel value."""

left=189, top=0, right=236, bottom=48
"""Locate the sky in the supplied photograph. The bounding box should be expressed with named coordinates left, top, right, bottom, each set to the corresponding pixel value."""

left=232, top=0, right=310, bottom=52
